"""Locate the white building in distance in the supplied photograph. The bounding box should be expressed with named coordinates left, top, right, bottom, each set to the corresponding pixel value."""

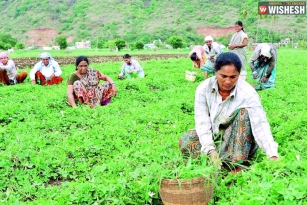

left=76, top=41, right=91, bottom=49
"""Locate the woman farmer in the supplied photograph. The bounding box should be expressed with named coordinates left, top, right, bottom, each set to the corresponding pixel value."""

left=67, top=56, right=117, bottom=108
left=228, top=21, right=248, bottom=80
left=189, top=45, right=206, bottom=69
left=179, top=52, right=278, bottom=173
left=249, top=43, right=277, bottom=90
left=118, top=54, right=145, bottom=79
left=0, top=52, right=27, bottom=85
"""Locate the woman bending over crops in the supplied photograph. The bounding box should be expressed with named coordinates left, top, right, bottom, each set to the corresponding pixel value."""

left=249, top=43, right=277, bottom=90
left=228, top=21, right=248, bottom=81
left=189, top=45, right=206, bottom=69
left=67, top=56, right=117, bottom=108
left=118, top=54, right=145, bottom=79
left=179, top=52, right=278, bottom=174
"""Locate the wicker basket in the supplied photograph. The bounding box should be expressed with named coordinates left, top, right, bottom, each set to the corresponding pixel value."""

left=159, top=176, right=214, bottom=205
left=185, top=70, right=197, bottom=82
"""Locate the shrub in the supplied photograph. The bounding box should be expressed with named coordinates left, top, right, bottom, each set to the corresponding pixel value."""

left=167, top=36, right=183, bottom=49
left=15, top=42, right=25, bottom=49
left=135, top=41, right=144, bottom=50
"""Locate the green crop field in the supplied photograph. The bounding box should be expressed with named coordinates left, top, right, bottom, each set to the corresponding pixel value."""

left=1, top=49, right=307, bottom=204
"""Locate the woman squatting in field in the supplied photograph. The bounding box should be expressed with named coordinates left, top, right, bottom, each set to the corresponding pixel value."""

left=67, top=56, right=117, bottom=108
left=179, top=52, right=278, bottom=174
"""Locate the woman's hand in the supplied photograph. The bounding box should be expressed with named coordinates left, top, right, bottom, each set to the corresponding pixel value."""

left=111, top=85, right=117, bottom=97
left=228, top=45, right=236, bottom=50
left=209, top=150, right=222, bottom=168
left=67, top=85, right=77, bottom=108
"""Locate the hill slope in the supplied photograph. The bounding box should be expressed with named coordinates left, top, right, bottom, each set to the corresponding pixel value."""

left=0, top=0, right=306, bottom=47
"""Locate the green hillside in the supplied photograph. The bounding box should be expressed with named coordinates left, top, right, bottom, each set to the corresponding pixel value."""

left=0, top=0, right=306, bottom=47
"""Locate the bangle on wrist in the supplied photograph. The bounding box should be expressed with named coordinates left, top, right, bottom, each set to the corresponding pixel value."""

left=207, top=149, right=215, bottom=155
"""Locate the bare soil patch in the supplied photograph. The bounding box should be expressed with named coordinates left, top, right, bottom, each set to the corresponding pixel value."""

left=197, top=27, right=235, bottom=38
left=25, top=28, right=58, bottom=47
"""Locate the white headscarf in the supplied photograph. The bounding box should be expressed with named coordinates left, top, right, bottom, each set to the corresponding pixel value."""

left=39, top=52, right=53, bottom=60
left=205, top=36, right=214, bottom=42
left=260, top=45, right=272, bottom=58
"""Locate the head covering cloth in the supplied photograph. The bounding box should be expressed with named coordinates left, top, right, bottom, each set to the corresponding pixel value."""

left=39, top=52, right=53, bottom=60
left=260, top=45, right=272, bottom=58
left=205, top=36, right=214, bottom=42
left=0, top=52, right=9, bottom=64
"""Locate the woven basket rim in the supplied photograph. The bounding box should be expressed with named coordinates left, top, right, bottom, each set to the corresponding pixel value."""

left=161, top=175, right=212, bottom=181
left=161, top=176, right=205, bottom=184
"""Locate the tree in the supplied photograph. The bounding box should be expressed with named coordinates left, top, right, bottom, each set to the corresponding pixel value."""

left=0, top=34, right=17, bottom=49
left=167, top=36, right=183, bottom=49
left=0, top=42, right=11, bottom=50
left=55, top=35, right=68, bottom=49
left=114, top=38, right=126, bottom=51
left=135, top=41, right=144, bottom=50
left=262, top=36, right=270, bottom=42
left=15, top=42, right=25, bottom=49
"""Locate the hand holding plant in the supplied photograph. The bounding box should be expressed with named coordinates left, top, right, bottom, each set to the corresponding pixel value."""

left=209, top=150, right=222, bottom=168
left=261, top=76, right=267, bottom=83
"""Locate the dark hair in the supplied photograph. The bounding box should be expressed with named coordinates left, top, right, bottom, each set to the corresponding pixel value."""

left=214, top=52, right=241, bottom=73
left=75, top=56, right=89, bottom=70
left=123, top=54, right=131, bottom=59
left=190, top=52, right=197, bottom=61
left=235, top=21, right=244, bottom=32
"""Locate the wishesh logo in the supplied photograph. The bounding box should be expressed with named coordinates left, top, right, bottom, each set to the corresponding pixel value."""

left=259, top=6, right=268, bottom=14
left=258, top=1, right=306, bottom=15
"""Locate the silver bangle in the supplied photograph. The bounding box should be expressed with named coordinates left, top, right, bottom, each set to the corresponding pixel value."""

left=207, top=149, right=215, bottom=155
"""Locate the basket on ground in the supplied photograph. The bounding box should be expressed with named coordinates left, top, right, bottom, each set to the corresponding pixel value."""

left=159, top=176, right=214, bottom=205
left=185, top=70, right=197, bottom=82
